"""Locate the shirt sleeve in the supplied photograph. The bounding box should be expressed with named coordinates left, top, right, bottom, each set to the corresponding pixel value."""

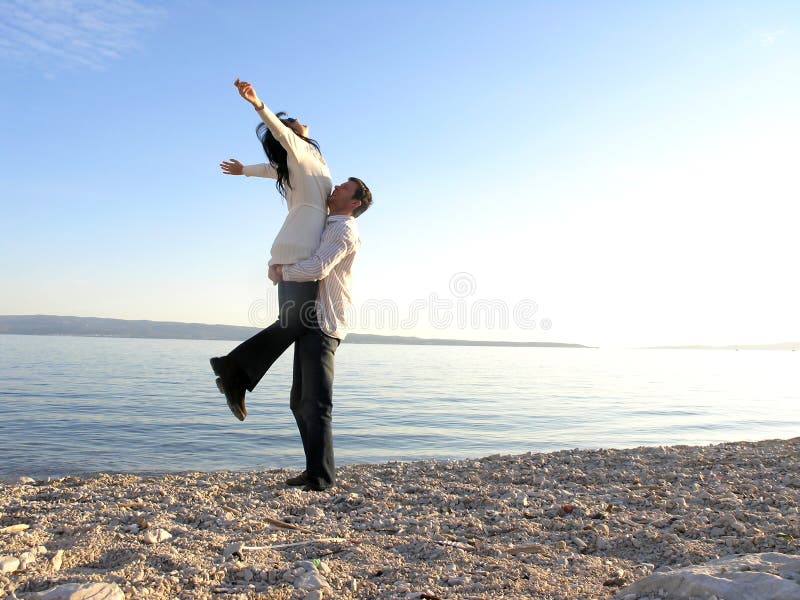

left=282, top=224, right=356, bottom=282
left=242, top=163, right=278, bottom=179
left=256, top=104, right=304, bottom=159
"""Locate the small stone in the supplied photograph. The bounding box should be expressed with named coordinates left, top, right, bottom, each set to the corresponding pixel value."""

left=731, top=520, right=747, bottom=534
left=316, top=560, right=331, bottom=575
left=0, top=524, right=30, bottom=534
left=672, top=497, right=688, bottom=509
left=571, top=536, right=588, bottom=550
left=0, top=556, right=20, bottom=573
left=305, top=591, right=323, bottom=600
left=223, top=542, right=245, bottom=559
left=17, top=477, right=35, bottom=485
left=295, top=560, right=319, bottom=573
left=294, top=571, right=329, bottom=591
left=306, top=506, right=324, bottom=519
left=142, top=528, right=172, bottom=545
left=51, top=549, right=64, bottom=572
left=19, top=551, right=37, bottom=569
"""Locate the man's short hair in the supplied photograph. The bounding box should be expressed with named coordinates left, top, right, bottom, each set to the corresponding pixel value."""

left=349, top=177, right=372, bottom=218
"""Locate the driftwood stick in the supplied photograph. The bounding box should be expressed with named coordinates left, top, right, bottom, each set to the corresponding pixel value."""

left=506, top=543, right=548, bottom=556
left=264, top=516, right=314, bottom=534
left=433, top=539, right=473, bottom=551
left=240, top=537, right=351, bottom=551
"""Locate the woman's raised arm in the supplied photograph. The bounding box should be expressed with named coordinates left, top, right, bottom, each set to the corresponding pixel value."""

left=234, top=78, right=300, bottom=156
left=234, top=78, right=263, bottom=109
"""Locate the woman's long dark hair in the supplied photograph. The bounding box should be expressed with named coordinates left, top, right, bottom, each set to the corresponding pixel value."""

left=257, top=112, right=321, bottom=198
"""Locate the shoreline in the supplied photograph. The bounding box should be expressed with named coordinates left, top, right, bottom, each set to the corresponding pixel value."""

left=2, top=438, right=799, bottom=599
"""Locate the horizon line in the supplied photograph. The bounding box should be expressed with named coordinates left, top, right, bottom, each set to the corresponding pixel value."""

left=0, top=314, right=798, bottom=350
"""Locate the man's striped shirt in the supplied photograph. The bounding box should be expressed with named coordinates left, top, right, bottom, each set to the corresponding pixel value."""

left=282, top=215, right=360, bottom=340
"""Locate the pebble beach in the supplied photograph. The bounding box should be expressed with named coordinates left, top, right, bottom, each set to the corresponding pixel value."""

left=2, top=438, right=799, bottom=599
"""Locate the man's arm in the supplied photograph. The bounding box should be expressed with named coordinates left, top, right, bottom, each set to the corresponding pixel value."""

left=281, top=224, right=356, bottom=282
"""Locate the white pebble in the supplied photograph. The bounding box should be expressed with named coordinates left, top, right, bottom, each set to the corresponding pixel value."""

left=51, top=549, right=64, bottom=572
left=32, top=581, right=125, bottom=599
left=0, top=556, right=20, bottom=573
left=142, top=528, right=172, bottom=545
left=295, top=571, right=329, bottom=591
left=19, top=551, right=37, bottom=569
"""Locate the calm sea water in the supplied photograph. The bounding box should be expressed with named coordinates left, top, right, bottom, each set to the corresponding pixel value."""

left=1, top=334, right=798, bottom=478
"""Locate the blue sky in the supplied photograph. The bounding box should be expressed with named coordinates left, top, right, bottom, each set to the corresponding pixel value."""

left=1, top=0, right=799, bottom=346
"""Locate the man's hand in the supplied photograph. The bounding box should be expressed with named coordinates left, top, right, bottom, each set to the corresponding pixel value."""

left=234, top=78, right=262, bottom=108
left=268, top=264, right=283, bottom=285
left=220, top=158, right=244, bottom=175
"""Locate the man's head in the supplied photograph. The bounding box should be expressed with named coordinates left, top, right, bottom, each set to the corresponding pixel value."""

left=327, top=177, right=372, bottom=217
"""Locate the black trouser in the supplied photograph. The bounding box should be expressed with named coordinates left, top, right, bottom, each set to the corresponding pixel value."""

left=229, top=280, right=318, bottom=391
left=290, top=325, right=340, bottom=489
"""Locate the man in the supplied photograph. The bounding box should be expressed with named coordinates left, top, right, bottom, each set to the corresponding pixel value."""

left=270, top=177, right=371, bottom=491
left=213, top=177, right=366, bottom=492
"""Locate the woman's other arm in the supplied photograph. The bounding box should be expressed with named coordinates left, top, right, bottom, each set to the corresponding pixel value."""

left=220, top=158, right=277, bottom=179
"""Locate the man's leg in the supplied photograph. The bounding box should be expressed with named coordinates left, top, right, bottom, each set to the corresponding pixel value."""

left=289, top=336, right=309, bottom=457
left=285, top=338, right=311, bottom=486
left=295, top=327, right=339, bottom=490
left=228, top=280, right=318, bottom=391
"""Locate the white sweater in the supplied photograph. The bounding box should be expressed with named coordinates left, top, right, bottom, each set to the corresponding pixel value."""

left=242, top=105, right=332, bottom=265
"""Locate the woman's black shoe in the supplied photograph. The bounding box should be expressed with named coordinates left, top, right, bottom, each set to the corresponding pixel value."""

left=210, top=357, right=247, bottom=421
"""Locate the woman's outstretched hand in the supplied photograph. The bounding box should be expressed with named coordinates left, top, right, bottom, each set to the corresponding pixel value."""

left=234, top=78, right=262, bottom=108
left=220, top=159, right=244, bottom=176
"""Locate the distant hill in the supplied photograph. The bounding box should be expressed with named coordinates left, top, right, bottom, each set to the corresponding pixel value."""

left=0, top=315, right=591, bottom=348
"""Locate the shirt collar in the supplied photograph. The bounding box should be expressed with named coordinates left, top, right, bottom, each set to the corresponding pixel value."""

left=327, top=214, right=353, bottom=222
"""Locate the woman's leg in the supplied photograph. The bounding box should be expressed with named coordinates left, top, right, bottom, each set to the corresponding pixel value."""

left=228, top=280, right=318, bottom=391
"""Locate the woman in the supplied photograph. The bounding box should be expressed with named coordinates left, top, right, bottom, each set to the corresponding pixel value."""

left=211, top=79, right=332, bottom=421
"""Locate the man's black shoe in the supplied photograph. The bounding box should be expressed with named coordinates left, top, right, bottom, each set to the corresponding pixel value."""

left=210, top=357, right=247, bottom=421
left=302, top=482, right=332, bottom=492
left=285, top=472, right=309, bottom=487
